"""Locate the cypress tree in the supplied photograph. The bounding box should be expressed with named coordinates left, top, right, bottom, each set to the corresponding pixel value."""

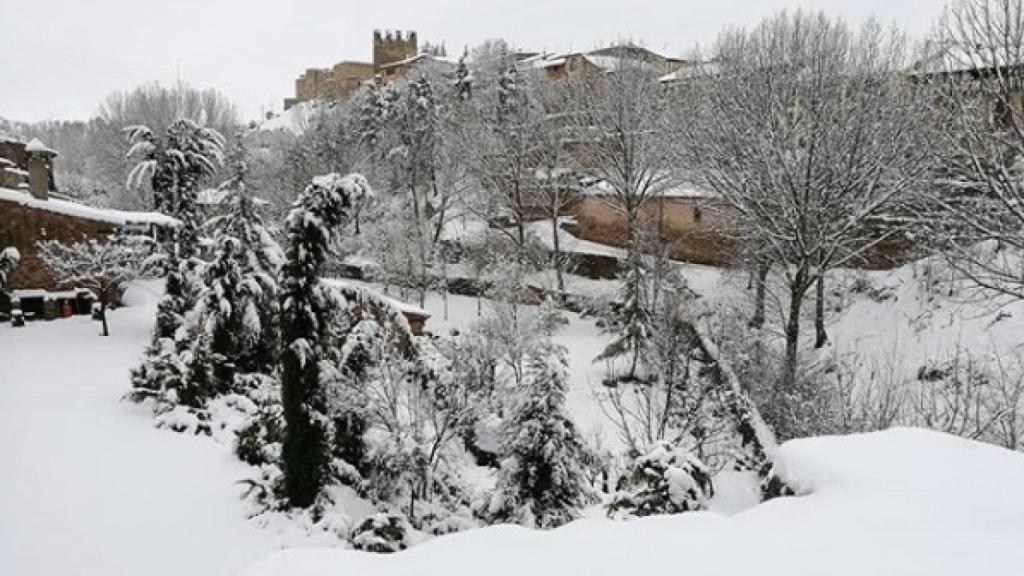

left=279, top=173, right=372, bottom=507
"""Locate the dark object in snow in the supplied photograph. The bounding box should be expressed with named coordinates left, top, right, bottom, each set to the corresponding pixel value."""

left=349, top=512, right=411, bottom=553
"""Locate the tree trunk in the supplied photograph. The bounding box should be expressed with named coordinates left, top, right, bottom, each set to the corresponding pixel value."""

left=100, top=299, right=109, bottom=337
left=782, top=274, right=806, bottom=394
left=551, top=211, right=565, bottom=295
left=814, top=273, right=828, bottom=349
left=750, top=260, right=769, bottom=329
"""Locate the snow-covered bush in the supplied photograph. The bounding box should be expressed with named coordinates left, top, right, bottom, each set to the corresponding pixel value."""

left=235, top=376, right=285, bottom=466
left=607, top=440, right=712, bottom=518
left=349, top=512, right=412, bottom=553
left=0, top=246, right=19, bottom=291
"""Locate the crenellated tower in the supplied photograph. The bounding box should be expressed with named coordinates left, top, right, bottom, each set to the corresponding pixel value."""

left=373, top=29, right=418, bottom=72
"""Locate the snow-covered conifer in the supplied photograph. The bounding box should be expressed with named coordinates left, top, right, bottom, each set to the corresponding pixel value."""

left=279, top=173, right=372, bottom=507
left=197, top=139, right=284, bottom=391
left=488, top=327, right=595, bottom=528
left=125, top=119, right=225, bottom=339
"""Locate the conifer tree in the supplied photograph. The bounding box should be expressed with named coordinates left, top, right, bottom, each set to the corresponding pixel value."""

left=279, top=173, right=372, bottom=507
left=128, top=119, right=225, bottom=407
left=488, top=307, right=594, bottom=528
left=125, top=119, right=225, bottom=339
left=198, top=139, right=284, bottom=392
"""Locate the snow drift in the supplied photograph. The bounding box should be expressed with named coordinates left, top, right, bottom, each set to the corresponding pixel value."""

left=239, top=427, right=1024, bottom=576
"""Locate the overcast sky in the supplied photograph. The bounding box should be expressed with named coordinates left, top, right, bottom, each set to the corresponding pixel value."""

left=0, top=0, right=941, bottom=123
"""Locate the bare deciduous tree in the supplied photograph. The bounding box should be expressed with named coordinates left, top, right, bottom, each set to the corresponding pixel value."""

left=36, top=234, right=152, bottom=336
left=925, top=0, right=1024, bottom=301
left=681, top=11, right=933, bottom=393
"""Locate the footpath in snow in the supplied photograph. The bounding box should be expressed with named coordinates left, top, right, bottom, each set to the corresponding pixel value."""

left=0, top=282, right=286, bottom=576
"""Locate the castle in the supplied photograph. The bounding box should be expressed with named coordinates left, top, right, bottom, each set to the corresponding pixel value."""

left=284, top=30, right=426, bottom=109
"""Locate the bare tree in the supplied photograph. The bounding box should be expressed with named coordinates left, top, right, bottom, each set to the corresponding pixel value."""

left=681, top=11, right=933, bottom=392
left=93, top=81, right=239, bottom=210
left=924, top=0, right=1024, bottom=301
left=36, top=234, right=152, bottom=336
left=565, top=60, right=674, bottom=253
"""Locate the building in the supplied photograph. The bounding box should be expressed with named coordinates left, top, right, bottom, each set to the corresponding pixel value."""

left=284, top=30, right=422, bottom=109
left=566, top=183, right=737, bottom=266
left=375, top=52, right=459, bottom=85
left=524, top=44, right=685, bottom=81
left=0, top=136, right=178, bottom=319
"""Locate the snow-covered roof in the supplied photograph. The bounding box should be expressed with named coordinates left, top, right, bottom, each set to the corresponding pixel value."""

left=378, top=53, right=460, bottom=70
left=911, top=42, right=1024, bottom=76
left=582, top=179, right=718, bottom=199
left=660, top=62, right=719, bottom=83
left=0, top=187, right=180, bottom=227
left=324, top=278, right=431, bottom=319
left=24, top=138, right=57, bottom=156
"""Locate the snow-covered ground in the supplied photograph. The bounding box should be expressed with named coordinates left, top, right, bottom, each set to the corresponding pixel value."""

left=238, top=427, right=1024, bottom=576
left=0, top=281, right=291, bottom=576
left=5, top=252, right=1024, bottom=576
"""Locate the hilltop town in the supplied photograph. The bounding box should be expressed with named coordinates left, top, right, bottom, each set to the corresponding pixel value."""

left=3, top=3, right=1024, bottom=576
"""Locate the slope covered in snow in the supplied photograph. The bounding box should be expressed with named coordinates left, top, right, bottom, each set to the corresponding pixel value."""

left=239, top=427, right=1024, bottom=576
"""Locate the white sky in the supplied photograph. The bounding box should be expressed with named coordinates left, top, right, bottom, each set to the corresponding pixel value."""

left=0, top=0, right=941, bottom=123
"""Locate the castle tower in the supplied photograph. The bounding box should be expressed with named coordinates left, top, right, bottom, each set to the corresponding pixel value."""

left=373, top=29, right=418, bottom=72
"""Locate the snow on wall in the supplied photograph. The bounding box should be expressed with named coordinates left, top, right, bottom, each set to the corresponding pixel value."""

left=0, top=187, right=179, bottom=227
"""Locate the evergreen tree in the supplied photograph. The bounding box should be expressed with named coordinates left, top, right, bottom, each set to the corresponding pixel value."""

left=454, top=50, right=472, bottom=101
left=128, top=119, right=225, bottom=407
left=356, top=86, right=388, bottom=153
left=488, top=314, right=595, bottom=528
left=279, top=172, right=372, bottom=507
left=125, top=119, right=225, bottom=339
left=597, top=249, right=654, bottom=384
left=198, top=139, right=284, bottom=392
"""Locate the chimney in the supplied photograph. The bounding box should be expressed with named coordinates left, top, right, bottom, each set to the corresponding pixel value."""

left=25, top=138, right=57, bottom=201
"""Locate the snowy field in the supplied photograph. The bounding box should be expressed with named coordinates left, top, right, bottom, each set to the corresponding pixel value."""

left=0, top=282, right=291, bottom=576
left=4, top=262, right=1024, bottom=576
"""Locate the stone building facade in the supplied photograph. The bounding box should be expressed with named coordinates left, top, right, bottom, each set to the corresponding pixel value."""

left=285, top=30, right=419, bottom=109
